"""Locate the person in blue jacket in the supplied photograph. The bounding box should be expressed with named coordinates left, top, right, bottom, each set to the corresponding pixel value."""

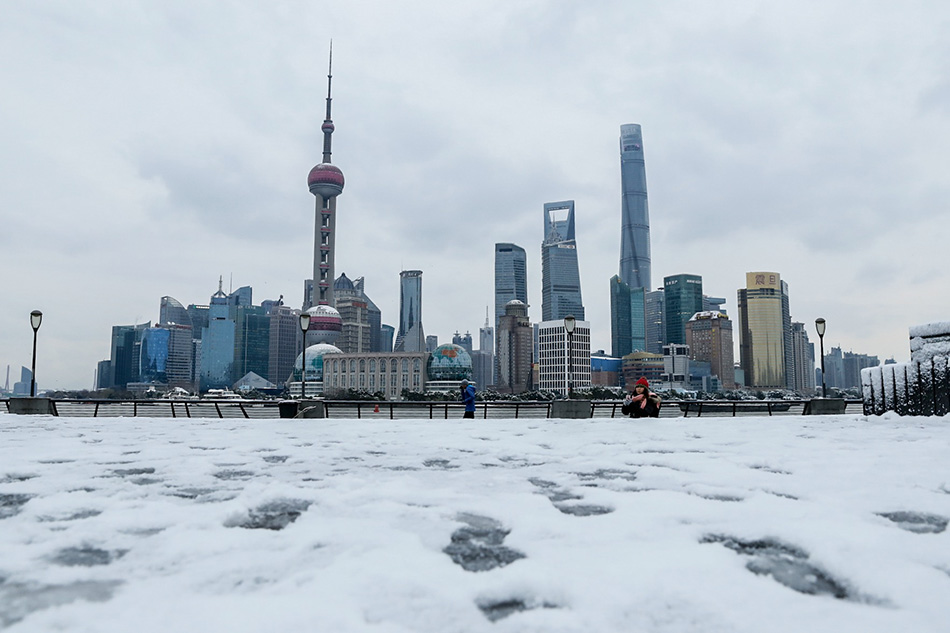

left=460, top=379, right=477, bottom=419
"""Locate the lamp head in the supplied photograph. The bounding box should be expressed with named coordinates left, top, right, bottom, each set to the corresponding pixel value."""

left=299, top=312, right=312, bottom=333
left=30, top=310, right=43, bottom=331
left=563, top=315, right=576, bottom=334
left=815, top=317, right=826, bottom=338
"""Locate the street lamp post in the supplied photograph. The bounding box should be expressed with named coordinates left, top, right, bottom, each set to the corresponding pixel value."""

left=564, top=315, right=576, bottom=399
left=299, top=312, right=311, bottom=400
left=815, top=317, right=827, bottom=398
left=29, top=310, right=42, bottom=398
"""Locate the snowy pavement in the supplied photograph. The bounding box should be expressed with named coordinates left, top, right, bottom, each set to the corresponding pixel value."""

left=1, top=413, right=948, bottom=632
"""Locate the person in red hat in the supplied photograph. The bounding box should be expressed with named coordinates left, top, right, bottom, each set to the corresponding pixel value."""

left=621, top=377, right=661, bottom=418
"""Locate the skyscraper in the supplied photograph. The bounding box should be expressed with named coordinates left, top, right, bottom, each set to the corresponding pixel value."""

left=537, top=319, right=591, bottom=394
left=645, top=288, right=666, bottom=355
left=199, top=280, right=235, bottom=390
left=541, top=201, right=584, bottom=321
left=609, top=275, right=645, bottom=358
left=306, top=46, right=345, bottom=309
left=619, top=124, right=651, bottom=290
left=494, top=243, right=527, bottom=325
left=394, top=270, right=425, bottom=352
left=664, top=274, right=704, bottom=345
left=737, top=272, right=787, bottom=389
left=495, top=300, right=534, bottom=394
left=789, top=322, right=816, bottom=394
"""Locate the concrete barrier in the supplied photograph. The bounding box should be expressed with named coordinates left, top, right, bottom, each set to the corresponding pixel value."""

left=549, top=400, right=592, bottom=419
left=7, top=397, right=58, bottom=415
left=803, top=398, right=846, bottom=415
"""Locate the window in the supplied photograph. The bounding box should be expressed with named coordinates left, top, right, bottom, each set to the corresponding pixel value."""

left=370, top=359, right=376, bottom=373
left=402, top=359, right=408, bottom=373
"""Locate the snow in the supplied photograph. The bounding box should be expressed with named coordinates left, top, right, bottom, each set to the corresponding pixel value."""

left=909, top=322, right=950, bottom=339
left=1, top=413, right=949, bottom=632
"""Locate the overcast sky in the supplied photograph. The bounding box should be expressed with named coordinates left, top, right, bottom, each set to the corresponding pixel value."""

left=2, top=1, right=948, bottom=390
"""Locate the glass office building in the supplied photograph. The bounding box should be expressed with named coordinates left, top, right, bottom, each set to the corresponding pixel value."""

left=609, top=275, right=645, bottom=359
left=541, top=201, right=584, bottom=322
left=494, top=243, right=527, bottom=325
left=394, top=270, right=425, bottom=353
left=664, top=274, right=704, bottom=346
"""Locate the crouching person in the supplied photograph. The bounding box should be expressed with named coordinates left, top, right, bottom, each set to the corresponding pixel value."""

left=621, top=377, right=661, bottom=418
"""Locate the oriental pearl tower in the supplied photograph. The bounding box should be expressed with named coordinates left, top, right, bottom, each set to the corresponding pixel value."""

left=307, top=45, right=345, bottom=309
left=303, top=44, right=345, bottom=347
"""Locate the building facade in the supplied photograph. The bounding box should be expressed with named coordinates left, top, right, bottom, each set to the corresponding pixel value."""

left=664, top=274, right=704, bottom=346
left=737, top=272, right=787, bottom=389
left=685, top=311, right=735, bottom=389
left=495, top=300, right=533, bottom=394
left=394, top=270, right=425, bottom=352
left=789, top=321, right=816, bottom=394
left=494, top=243, right=527, bottom=325
left=323, top=352, right=428, bottom=399
left=541, top=201, right=585, bottom=322
left=610, top=275, right=646, bottom=360
left=645, top=288, right=666, bottom=355
left=619, top=123, right=652, bottom=290
left=537, top=319, right=591, bottom=394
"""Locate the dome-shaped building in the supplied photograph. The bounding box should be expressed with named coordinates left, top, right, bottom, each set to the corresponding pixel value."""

left=305, top=304, right=343, bottom=346
left=291, top=343, right=343, bottom=384
left=426, top=343, right=474, bottom=383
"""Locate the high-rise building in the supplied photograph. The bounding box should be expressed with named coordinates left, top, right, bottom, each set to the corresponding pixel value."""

left=495, top=300, right=533, bottom=394
left=541, top=201, right=584, bottom=321
left=380, top=325, right=395, bottom=353
left=305, top=47, right=345, bottom=309
left=425, top=335, right=439, bottom=353
left=199, top=281, right=235, bottom=390
left=619, top=123, right=651, bottom=290
left=110, top=322, right=150, bottom=389
left=494, top=243, right=527, bottom=325
left=664, top=274, right=704, bottom=346
left=394, top=270, right=425, bottom=352
left=780, top=280, right=794, bottom=390
left=685, top=311, right=735, bottom=389
left=452, top=331, right=473, bottom=353
left=160, top=296, right=192, bottom=329
left=140, top=323, right=194, bottom=389
left=609, top=275, right=646, bottom=359
left=537, top=319, right=591, bottom=394
left=479, top=309, right=494, bottom=355
left=645, top=288, right=666, bottom=355
left=789, top=322, right=816, bottom=394
left=232, top=304, right=270, bottom=384
left=267, top=304, right=303, bottom=385
left=737, top=272, right=787, bottom=389
left=334, top=273, right=372, bottom=353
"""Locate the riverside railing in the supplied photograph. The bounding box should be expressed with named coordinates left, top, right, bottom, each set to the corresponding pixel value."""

left=3, top=398, right=863, bottom=419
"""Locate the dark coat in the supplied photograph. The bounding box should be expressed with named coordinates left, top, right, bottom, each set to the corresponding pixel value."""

left=621, top=393, right=661, bottom=418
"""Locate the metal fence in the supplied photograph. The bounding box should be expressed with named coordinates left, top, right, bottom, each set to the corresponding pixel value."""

left=3, top=398, right=864, bottom=419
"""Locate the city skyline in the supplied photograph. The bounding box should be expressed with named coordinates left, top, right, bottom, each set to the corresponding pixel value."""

left=2, top=3, right=948, bottom=389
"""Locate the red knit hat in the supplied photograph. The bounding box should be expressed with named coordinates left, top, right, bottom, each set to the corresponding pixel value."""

left=636, top=377, right=649, bottom=388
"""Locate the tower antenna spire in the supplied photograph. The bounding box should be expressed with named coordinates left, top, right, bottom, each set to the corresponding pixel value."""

left=322, top=40, right=334, bottom=163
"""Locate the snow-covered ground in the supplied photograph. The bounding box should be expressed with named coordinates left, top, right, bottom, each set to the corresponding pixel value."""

left=1, top=413, right=948, bottom=632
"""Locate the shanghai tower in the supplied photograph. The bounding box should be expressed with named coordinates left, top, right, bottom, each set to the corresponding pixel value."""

left=619, top=123, right=651, bottom=290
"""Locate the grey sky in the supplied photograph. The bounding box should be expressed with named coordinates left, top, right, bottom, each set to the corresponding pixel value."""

left=2, top=1, right=948, bottom=389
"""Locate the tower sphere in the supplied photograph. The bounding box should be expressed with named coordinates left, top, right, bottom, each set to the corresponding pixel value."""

left=305, top=304, right=343, bottom=344
left=308, top=163, right=344, bottom=199
left=321, top=121, right=335, bottom=133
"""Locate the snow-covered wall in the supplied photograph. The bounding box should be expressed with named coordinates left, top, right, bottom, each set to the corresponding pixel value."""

left=909, top=321, right=950, bottom=363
